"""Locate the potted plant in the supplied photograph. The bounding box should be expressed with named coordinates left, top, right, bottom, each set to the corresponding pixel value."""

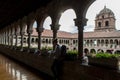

left=88, top=52, right=120, bottom=70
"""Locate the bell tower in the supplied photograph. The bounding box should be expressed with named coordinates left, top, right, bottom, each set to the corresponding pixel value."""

left=94, top=6, right=116, bottom=32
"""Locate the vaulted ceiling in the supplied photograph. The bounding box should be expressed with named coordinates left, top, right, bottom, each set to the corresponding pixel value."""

left=0, top=0, right=94, bottom=30
left=0, top=0, right=51, bottom=29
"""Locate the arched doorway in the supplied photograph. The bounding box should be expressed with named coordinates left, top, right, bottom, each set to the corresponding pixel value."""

left=90, top=49, right=96, bottom=54
left=84, top=48, right=89, bottom=55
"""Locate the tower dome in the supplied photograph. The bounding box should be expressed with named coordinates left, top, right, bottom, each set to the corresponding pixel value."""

left=95, top=6, right=116, bottom=32
left=98, top=6, right=114, bottom=16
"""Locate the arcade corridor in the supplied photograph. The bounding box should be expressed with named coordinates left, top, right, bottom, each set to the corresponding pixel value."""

left=0, top=0, right=120, bottom=80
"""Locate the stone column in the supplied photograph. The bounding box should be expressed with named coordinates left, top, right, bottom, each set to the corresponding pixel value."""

left=2, top=33, right=4, bottom=45
left=2, top=32, right=4, bottom=45
left=36, top=26, right=44, bottom=51
left=20, top=31, right=24, bottom=51
left=51, top=24, right=60, bottom=40
left=10, top=28, right=14, bottom=49
left=0, top=34, right=1, bottom=44
left=1, top=33, right=2, bottom=44
left=5, top=32, right=7, bottom=45
left=10, top=34, right=14, bottom=48
left=1, top=33, right=3, bottom=44
left=8, top=31, right=10, bottom=47
left=0, top=34, right=2, bottom=44
left=74, top=18, right=87, bottom=62
left=26, top=13, right=35, bottom=52
left=27, top=28, right=33, bottom=52
left=2, top=32, right=3, bottom=45
left=50, top=24, right=60, bottom=50
left=5, top=32, right=7, bottom=46
left=15, top=32, right=18, bottom=49
left=3, top=32, right=5, bottom=45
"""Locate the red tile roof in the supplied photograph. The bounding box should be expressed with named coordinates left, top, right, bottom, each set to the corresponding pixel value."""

left=31, top=28, right=77, bottom=38
left=84, top=31, right=120, bottom=38
left=31, top=28, right=120, bottom=39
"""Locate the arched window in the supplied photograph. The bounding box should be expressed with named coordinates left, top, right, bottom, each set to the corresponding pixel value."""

left=42, top=38, right=45, bottom=43
left=46, top=39, right=48, bottom=44
left=114, top=39, right=118, bottom=48
left=90, top=49, right=96, bottom=54
left=65, top=40, right=67, bottom=44
left=98, top=22, right=101, bottom=27
left=31, top=38, right=34, bottom=43
left=102, top=15, right=104, bottom=19
left=101, top=40, right=104, bottom=46
left=105, top=21, right=109, bottom=26
left=68, top=40, right=70, bottom=44
left=23, top=37, right=26, bottom=43
left=59, top=40, right=61, bottom=44
left=73, top=40, right=76, bottom=44
left=35, top=38, right=38, bottom=43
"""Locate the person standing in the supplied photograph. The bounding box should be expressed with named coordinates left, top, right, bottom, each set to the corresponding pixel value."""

left=51, top=39, right=61, bottom=80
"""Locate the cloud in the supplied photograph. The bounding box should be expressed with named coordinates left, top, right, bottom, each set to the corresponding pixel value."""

left=43, top=17, right=51, bottom=29
left=84, top=25, right=94, bottom=32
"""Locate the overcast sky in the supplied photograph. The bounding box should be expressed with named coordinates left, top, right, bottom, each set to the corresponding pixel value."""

left=43, top=10, right=77, bottom=33
left=41, top=0, right=120, bottom=33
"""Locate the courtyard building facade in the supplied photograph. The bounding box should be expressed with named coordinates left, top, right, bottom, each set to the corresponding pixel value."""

left=12, top=6, right=120, bottom=54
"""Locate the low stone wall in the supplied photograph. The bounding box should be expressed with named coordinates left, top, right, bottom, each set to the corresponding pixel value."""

left=62, top=62, right=120, bottom=80
left=0, top=45, right=120, bottom=80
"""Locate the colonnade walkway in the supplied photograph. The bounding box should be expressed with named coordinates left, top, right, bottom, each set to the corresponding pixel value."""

left=1, top=44, right=120, bottom=80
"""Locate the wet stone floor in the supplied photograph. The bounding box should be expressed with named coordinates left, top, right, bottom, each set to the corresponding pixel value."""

left=0, top=54, right=52, bottom=80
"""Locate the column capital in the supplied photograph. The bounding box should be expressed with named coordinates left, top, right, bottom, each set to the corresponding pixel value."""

left=15, top=32, right=19, bottom=36
left=27, top=29, right=33, bottom=34
left=36, top=27, right=44, bottom=33
left=15, top=28, right=20, bottom=35
left=74, top=18, right=88, bottom=27
left=20, top=31, right=25, bottom=35
left=50, top=24, right=60, bottom=31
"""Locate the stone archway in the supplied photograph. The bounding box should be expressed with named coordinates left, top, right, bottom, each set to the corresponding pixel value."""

left=97, top=49, right=104, bottom=53
left=90, top=49, right=96, bottom=54
left=59, top=9, right=77, bottom=33
left=84, top=48, right=89, bottom=55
